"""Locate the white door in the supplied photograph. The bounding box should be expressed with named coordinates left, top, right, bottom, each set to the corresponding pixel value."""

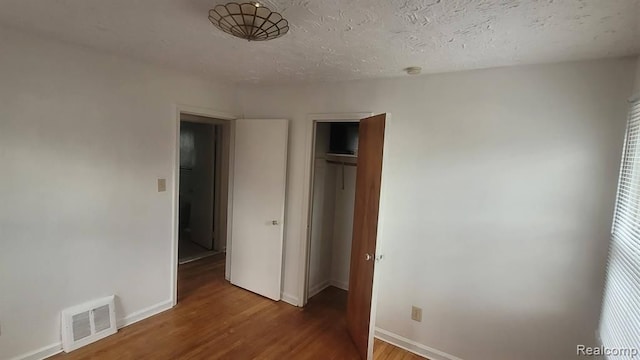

left=230, top=119, right=288, bottom=301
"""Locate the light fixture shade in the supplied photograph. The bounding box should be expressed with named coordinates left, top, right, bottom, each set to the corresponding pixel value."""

left=209, top=2, right=289, bottom=41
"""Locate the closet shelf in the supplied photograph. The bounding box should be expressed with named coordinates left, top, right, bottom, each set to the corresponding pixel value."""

left=325, top=152, right=357, bottom=158
left=323, top=152, right=357, bottom=166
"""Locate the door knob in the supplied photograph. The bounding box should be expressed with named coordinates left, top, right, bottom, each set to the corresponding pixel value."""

left=364, top=253, right=373, bottom=261
left=272, top=220, right=279, bottom=225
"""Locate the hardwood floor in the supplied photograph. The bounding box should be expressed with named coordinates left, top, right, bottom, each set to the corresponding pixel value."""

left=51, top=254, right=423, bottom=359
left=178, top=234, right=217, bottom=264
left=374, top=339, right=424, bottom=360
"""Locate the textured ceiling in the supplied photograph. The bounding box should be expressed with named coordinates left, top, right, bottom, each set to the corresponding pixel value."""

left=0, top=0, right=638, bottom=83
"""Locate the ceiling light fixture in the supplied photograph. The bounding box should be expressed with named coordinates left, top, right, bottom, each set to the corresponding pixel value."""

left=209, top=2, right=289, bottom=41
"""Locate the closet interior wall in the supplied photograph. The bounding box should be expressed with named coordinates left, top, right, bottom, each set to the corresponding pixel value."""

left=308, top=123, right=357, bottom=298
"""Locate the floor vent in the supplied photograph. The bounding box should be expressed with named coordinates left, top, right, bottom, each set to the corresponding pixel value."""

left=61, top=295, right=117, bottom=352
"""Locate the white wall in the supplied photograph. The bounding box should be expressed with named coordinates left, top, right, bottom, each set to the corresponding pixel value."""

left=0, top=28, right=237, bottom=360
left=307, top=124, right=336, bottom=296
left=634, top=57, right=640, bottom=94
left=330, top=165, right=356, bottom=290
left=238, top=58, right=637, bottom=360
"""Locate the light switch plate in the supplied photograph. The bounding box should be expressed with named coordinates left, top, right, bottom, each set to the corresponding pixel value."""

left=157, top=178, right=167, bottom=192
left=411, top=306, right=422, bottom=322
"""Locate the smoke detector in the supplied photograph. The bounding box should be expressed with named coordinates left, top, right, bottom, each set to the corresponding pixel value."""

left=404, top=67, right=422, bottom=75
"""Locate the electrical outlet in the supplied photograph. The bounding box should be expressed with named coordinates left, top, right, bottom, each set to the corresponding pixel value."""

left=157, top=178, right=167, bottom=192
left=411, top=306, right=422, bottom=322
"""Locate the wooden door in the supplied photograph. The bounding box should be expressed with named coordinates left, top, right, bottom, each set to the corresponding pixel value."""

left=347, top=114, right=386, bottom=359
left=230, top=119, right=288, bottom=301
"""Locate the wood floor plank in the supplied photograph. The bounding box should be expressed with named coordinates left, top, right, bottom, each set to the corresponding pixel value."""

left=374, top=339, right=425, bottom=360
left=50, top=254, right=423, bottom=359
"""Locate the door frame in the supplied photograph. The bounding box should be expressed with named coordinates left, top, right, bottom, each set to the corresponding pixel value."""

left=367, top=114, right=392, bottom=360
left=171, top=104, right=236, bottom=306
left=297, top=112, right=373, bottom=307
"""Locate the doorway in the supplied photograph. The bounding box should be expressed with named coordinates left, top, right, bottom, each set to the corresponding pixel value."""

left=306, top=121, right=359, bottom=300
left=173, top=112, right=290, bottom=307
left=301, top=114, right=371, bottom=306
left=176, top=112, right=232, bottom=300
left=178, top=120, right=217, bottom=263
left=301, top=113, right=388, bottom=360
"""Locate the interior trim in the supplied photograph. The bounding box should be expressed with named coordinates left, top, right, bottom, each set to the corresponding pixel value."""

left=280, top=292, right=299, bottom=306
left=11, top=299, right=173, bottom=360
left=9, top=343, right=62, bottom=360
left=374, top=327, right=464, bottom=360
left=115, top=300, right=173, bottom=328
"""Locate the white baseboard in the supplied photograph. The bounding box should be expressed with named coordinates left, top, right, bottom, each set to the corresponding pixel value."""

left=116, top=299, right=173, bottom=328
left=374, top=328, right=463, bottom=360
left=8, top=343, right=62, bottom=360
left=280, top=292, right=299, bottom=306
left=308, top=280, right=331, bottom=298
left=330, top=279, right=349, bottom=291
left=10, top=299, right=174, bottom=360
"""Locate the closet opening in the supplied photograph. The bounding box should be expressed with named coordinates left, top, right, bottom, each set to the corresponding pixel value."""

left=304, top=120, right=360, bottom=305
left=300, top=113, right=387, bottom=359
